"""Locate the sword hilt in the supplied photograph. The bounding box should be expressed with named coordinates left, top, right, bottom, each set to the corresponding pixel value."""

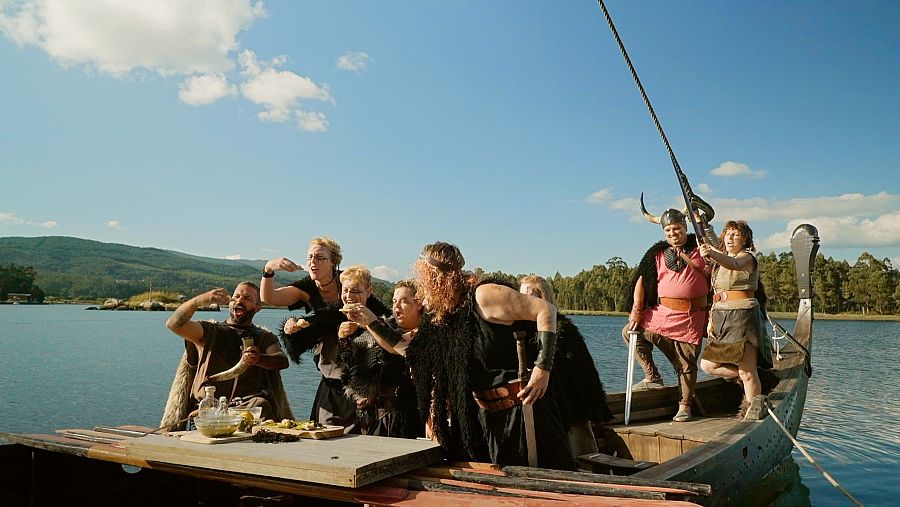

left=514, top=331, right=531, bottom=384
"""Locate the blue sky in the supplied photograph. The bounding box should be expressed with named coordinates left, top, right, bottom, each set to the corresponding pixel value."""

left=2, top=0, right=898, bottom=282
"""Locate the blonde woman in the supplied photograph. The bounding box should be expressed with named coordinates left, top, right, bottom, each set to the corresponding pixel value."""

left=261, top=238, right=389, bottom=432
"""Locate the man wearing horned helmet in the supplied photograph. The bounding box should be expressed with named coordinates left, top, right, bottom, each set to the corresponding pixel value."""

left=622, top=197, right=712, bottom=422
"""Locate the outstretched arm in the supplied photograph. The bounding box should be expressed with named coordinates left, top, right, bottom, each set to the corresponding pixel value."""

left=260, top=257, right=310, bottom=307
left=166, top=288, right=230, bottom=346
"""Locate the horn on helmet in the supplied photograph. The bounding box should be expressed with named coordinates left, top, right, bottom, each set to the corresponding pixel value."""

left=640, top=193, right=661, bottom=225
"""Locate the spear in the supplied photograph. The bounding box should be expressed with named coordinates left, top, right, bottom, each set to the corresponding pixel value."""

left=597, top=1, right=715, bottom=245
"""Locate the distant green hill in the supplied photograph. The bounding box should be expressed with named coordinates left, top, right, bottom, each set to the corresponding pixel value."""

left=0, top=236, right=276, bottom=300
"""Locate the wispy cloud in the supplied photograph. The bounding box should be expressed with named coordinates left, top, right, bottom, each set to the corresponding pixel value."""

left=759, top=210, right=900, bottom=250
left=371, top=265, right=401, bottom=282
left=0, top=1, right=335, bottom=133
left=594, top=190, right=900, bottom=251
left=239, top=50, right=333, bottom=130
left=105, top=220, right=125, bottom=231
left=0, top=0, right=266, bottom=77
left=585, top=188, right=612, bottom=204
left=179, top=73, right=237, bottom=106
left=336, top=51, right=370, bottom=72
left=710, top=161, right=766, bottom=179
left=1, top=212, right=58, bottom=228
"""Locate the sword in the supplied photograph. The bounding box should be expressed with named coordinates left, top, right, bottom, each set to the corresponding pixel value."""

left=515, top=331, right=539, bottom=466
left=625, top=330, right=638, bottom=426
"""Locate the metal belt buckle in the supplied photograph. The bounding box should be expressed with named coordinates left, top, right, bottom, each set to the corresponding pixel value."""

left=715, top=291, right=728, bottom=302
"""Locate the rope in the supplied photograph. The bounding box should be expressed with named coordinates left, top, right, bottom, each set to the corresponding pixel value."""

left=595, top=1, right=683, bottom=186
left=765, top=401, right=864, bottom=506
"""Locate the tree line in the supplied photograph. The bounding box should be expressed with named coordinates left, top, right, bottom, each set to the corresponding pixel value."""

left=6, top=250, right=899, bottom=315
left=478, top=252, right=900, bottom=316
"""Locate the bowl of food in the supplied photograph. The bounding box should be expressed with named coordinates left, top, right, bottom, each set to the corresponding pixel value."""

left=194, top=413, right=244, bottom=438
left=231, top=406, right=262, bottom=421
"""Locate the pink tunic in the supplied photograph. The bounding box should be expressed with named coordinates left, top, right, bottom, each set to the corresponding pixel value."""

left=639, top=248, right=709, bottom=345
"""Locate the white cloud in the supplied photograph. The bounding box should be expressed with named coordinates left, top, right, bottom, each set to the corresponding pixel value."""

left=696, top=182, right=713, bottom=194
left=296, top=110, right=328, bottom=132
left=710, top=161, right=766, bottom=179
left=179, top=73, right=237, bottom=105
left=0, top=0, right=267, bottom=77
left=0, top=212, right=25, bottom=225
left=335, top=51, right=370, bottom=72
left=105, top=220, right=124, bottom=230
left=225, top=254, right=242, bottom=260
left=759, top=210, right=900, bottom=250
left=708, top=191, right=900, bottom=224
left=371, top=265, right=401, bottom=282
left=586, top=188, right=612, bottom=204
left=239, top=49, right=333, bottom=127
left=1, top=212, right=58, bottom=228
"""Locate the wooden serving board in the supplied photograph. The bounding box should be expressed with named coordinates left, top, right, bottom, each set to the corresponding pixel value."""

left=251, top=424, right=344, bottom=440
left=179, top=430, right=254, bottom=445
left=123, top=433, right=443, bottom=488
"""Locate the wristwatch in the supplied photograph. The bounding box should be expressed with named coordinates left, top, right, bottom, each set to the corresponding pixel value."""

left=262, top=269, right=275, bottom=278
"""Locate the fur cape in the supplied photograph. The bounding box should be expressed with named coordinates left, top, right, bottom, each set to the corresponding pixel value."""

left=277, top=306, right=345, bottom=365
left=406, top=287, right=488, bottom=461
left=554, top=314, right=614, bottom=424
left=159, top=324, right=294, bottom=431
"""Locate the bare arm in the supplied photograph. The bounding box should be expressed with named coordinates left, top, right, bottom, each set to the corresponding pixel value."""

left=475, top=284, right=555, bottom=404
left=475, top=284, right=556, bottom=331
left=699, top=245, right=755, bottom=272
left=260, top=257, right=310, bottom=307
left=166, top=288, right=230, bottom=346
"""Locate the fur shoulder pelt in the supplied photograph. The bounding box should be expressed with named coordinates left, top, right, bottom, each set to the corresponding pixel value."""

left=278, top=306, right=345, bottom=364
left=406, top=291, right=487, bottom=461
left=555, top=314, right=613, bottom=423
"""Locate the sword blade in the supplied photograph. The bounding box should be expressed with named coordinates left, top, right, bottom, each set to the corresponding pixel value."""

left=625, top=331, right=638, bottom=425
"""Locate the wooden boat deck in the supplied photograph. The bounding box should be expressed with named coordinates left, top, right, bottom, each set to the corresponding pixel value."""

left=0, top=426, right=707, bottom=506
left=604, top=414, right=741, bottom=464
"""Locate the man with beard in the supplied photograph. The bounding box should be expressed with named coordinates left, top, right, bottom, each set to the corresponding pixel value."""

left=623, top=202, right=711, bottom=422
left=403, top=242, right=575, bottom=470
left=165, top=282, right=291, bottom=421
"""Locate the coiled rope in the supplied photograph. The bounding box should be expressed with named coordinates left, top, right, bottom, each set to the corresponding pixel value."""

left=765, top=400, right=864, bottom=506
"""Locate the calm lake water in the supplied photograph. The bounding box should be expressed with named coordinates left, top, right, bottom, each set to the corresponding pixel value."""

left=1, top=305, right=897, bottom=505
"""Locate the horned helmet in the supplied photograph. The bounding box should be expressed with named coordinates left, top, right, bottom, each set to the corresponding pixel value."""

left=640, top=192, right=714, bottom=227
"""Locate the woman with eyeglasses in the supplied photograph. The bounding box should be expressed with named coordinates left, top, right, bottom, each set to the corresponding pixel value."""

left=260, top=237, right=389, bottom=433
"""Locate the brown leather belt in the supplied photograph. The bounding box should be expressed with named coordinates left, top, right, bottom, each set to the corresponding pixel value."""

left=713, top=290, right=755, bottom=303
left=473, top=381, right=523, bottom=412
left=659, top=295, right=708, bottom=312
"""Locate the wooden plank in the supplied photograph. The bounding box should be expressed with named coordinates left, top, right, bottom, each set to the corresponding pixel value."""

left=657, top=436, right=684, bottom=463
left=628, top=433, right=660, bottom=463
left=252, top=424, right=344, bottom=440
left=124, top=433, right=443, bottom=488
left=179, top=430, right=254, bottom=445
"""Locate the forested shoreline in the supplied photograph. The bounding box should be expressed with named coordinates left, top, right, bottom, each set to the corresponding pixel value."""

left=478, top=251, right=900, bottom=317
left=3, top=236, right=899, bottom=316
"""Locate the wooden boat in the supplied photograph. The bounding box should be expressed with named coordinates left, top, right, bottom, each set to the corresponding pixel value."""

left=0, top=225, right=818, bottom=506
